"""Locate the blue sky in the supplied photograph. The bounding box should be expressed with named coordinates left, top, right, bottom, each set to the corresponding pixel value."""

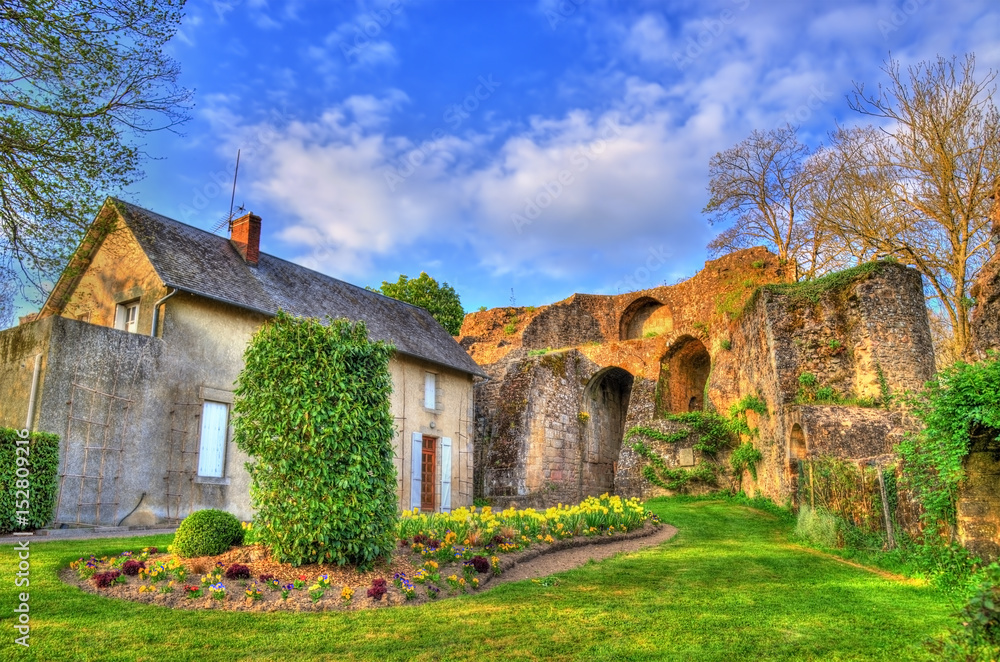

left=122, top=0, right=999, bottom=311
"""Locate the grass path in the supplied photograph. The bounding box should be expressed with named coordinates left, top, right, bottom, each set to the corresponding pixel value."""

left=0, top=498, right=953, bottom=661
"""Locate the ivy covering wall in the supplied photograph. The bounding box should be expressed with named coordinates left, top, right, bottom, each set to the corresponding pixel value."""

left=233, top=311, right=398, bottom=569
left=898, top=352, right=1000, bottom=536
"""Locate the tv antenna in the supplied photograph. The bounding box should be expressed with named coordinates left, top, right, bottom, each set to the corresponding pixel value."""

left=211, top=149, right=242, bottom=234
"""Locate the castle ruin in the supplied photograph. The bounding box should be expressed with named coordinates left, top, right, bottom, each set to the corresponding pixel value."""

left=460, top=247, right=937, bottom=509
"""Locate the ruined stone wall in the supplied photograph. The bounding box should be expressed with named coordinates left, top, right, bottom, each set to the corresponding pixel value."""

left=475, top=349, right=589, bottom=507
left=460, top=246, right=787, bottom=374
left=470, top=250, right=937, bottom=509
left=960, top=224, right=1000, bottom=561
left=958, top=426, right=1000, bottom=562
left=969, top=245, right=1000, bottom=359
left=703, top=262, right=934, bottom=505
left=470, top=248, right=789, bottom=505
left=758, top=263, right=935, bottom=407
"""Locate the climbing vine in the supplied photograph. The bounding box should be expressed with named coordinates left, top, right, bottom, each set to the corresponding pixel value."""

left=627, top=393, right=768, bottom=492
left=897, top=352, right=1000, bottom=538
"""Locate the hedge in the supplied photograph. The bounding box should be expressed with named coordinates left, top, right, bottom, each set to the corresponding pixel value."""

left=0, top=427, right=60, bottom=533
left=233, top=311, right=399, bottom=569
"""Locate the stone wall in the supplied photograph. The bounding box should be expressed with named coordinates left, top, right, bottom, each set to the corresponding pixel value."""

left=960, top=217, right=1000, bottom=560
left=969, top=242, right=1000, bottom=359
left=957, top=426, right=1000, bottom=562
left=468, top=250, right=937, bottom=509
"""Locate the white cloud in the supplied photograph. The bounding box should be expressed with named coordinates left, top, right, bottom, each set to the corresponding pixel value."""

left=192, top=0, right=1000, bottom=289
left=203, top=83, right=719, bottom=282
left=624, top=14, right=672, bottom=65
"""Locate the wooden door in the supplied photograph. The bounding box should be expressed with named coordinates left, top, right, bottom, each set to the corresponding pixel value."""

left=420, top=436, right=436, bottom=511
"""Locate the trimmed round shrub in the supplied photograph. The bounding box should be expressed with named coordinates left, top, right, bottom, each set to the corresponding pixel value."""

left=169, top=509, right=244, bottom=558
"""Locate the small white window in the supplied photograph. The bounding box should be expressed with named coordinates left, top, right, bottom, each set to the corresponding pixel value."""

left=424, top=372, right=437, bottom=410
left=197, top=401, right=229, bottom=477
left=114, top=301, right=140, bottom=334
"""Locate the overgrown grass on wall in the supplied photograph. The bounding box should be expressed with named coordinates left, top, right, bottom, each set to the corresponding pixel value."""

left=0, top=427, right=60, bottom=533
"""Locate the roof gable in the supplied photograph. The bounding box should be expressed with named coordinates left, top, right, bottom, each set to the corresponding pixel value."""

left=48, top=199, right=486, bottom=378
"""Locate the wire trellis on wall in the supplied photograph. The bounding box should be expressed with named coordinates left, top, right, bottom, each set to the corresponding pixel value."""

left=164, top=402, right=202, bottom=521
left=55, top=346, right=145, bottom=526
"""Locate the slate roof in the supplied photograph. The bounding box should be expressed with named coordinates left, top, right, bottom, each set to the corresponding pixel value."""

left=112, top=199, right=487, bottom=378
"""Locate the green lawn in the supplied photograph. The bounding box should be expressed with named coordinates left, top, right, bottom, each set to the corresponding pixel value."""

left=0, top=498, right=954, bottom=661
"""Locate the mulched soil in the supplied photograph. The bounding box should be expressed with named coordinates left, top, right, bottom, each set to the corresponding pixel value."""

left=61, top=521, right=673, bottom=613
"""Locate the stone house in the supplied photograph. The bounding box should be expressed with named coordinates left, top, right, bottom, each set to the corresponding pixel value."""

left=0, top=198, right=486, bottom=527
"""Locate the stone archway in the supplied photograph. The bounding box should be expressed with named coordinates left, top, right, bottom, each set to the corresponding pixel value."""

left=958, top=426, right=1000, bottom=562
left=788, top=423, right=808, bottom=505
left=619, top=297, right=673, bottom=340
left=790, top=424, right=807, bottom=460
left=657, top=336, right=711, bottom=414
left=581, top=367, right=634, bottom=497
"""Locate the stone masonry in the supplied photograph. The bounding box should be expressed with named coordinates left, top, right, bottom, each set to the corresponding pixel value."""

left=462, top=248, right=937, bottom=510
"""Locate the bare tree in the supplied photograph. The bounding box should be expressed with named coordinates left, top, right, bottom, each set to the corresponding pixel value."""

left=703, top=125, right=819, bottom=279
left=0, top=1, right=191, bottom=323
left=843, top=54, right=1000, bottom=357
left=809, top=126, right=904, bottom=267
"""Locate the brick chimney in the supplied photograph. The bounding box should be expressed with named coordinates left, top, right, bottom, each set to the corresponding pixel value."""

left=230, top=212, right=261, bottom=266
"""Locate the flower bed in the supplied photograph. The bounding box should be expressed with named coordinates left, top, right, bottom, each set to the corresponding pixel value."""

left=62, top=495, right=660, bottom=612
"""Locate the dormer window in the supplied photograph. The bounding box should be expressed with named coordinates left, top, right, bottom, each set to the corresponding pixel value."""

left=115, top=300, right=140, bottom=333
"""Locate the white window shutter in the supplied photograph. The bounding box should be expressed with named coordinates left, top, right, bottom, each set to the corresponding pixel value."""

left=440, top=436, right=452, bottom=513
left=410, top=432, right=423, bottom=510
left=197, top=402, right=229, bottom=477
left=424, top=373, right=436, bottom=409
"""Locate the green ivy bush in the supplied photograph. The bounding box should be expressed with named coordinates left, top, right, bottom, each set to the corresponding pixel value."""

left=627, top=394, right=768, bottom=492
left=899, top=352, right=1000, bottom=535
left=0, top=427, right=60, bottom=533
left=929, top=563, right=1000, bottom=660
left=169, top=509, right=244, bottom=558
left=233, top=311, right=398, bottom=569
left=897, top=351, right=1000, bottom=592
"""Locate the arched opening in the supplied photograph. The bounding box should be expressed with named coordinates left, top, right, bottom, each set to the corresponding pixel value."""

left=581, top=367, right=634, bottom=497
left=789, top=424, right=808, bottom=505
left=657, top=336, right=711, bottom=414
left=619, top=297, right=673, bottom=340
left=790, top=424, right=807, bottom=460
left=957, top=426, right=1000, bottom=562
